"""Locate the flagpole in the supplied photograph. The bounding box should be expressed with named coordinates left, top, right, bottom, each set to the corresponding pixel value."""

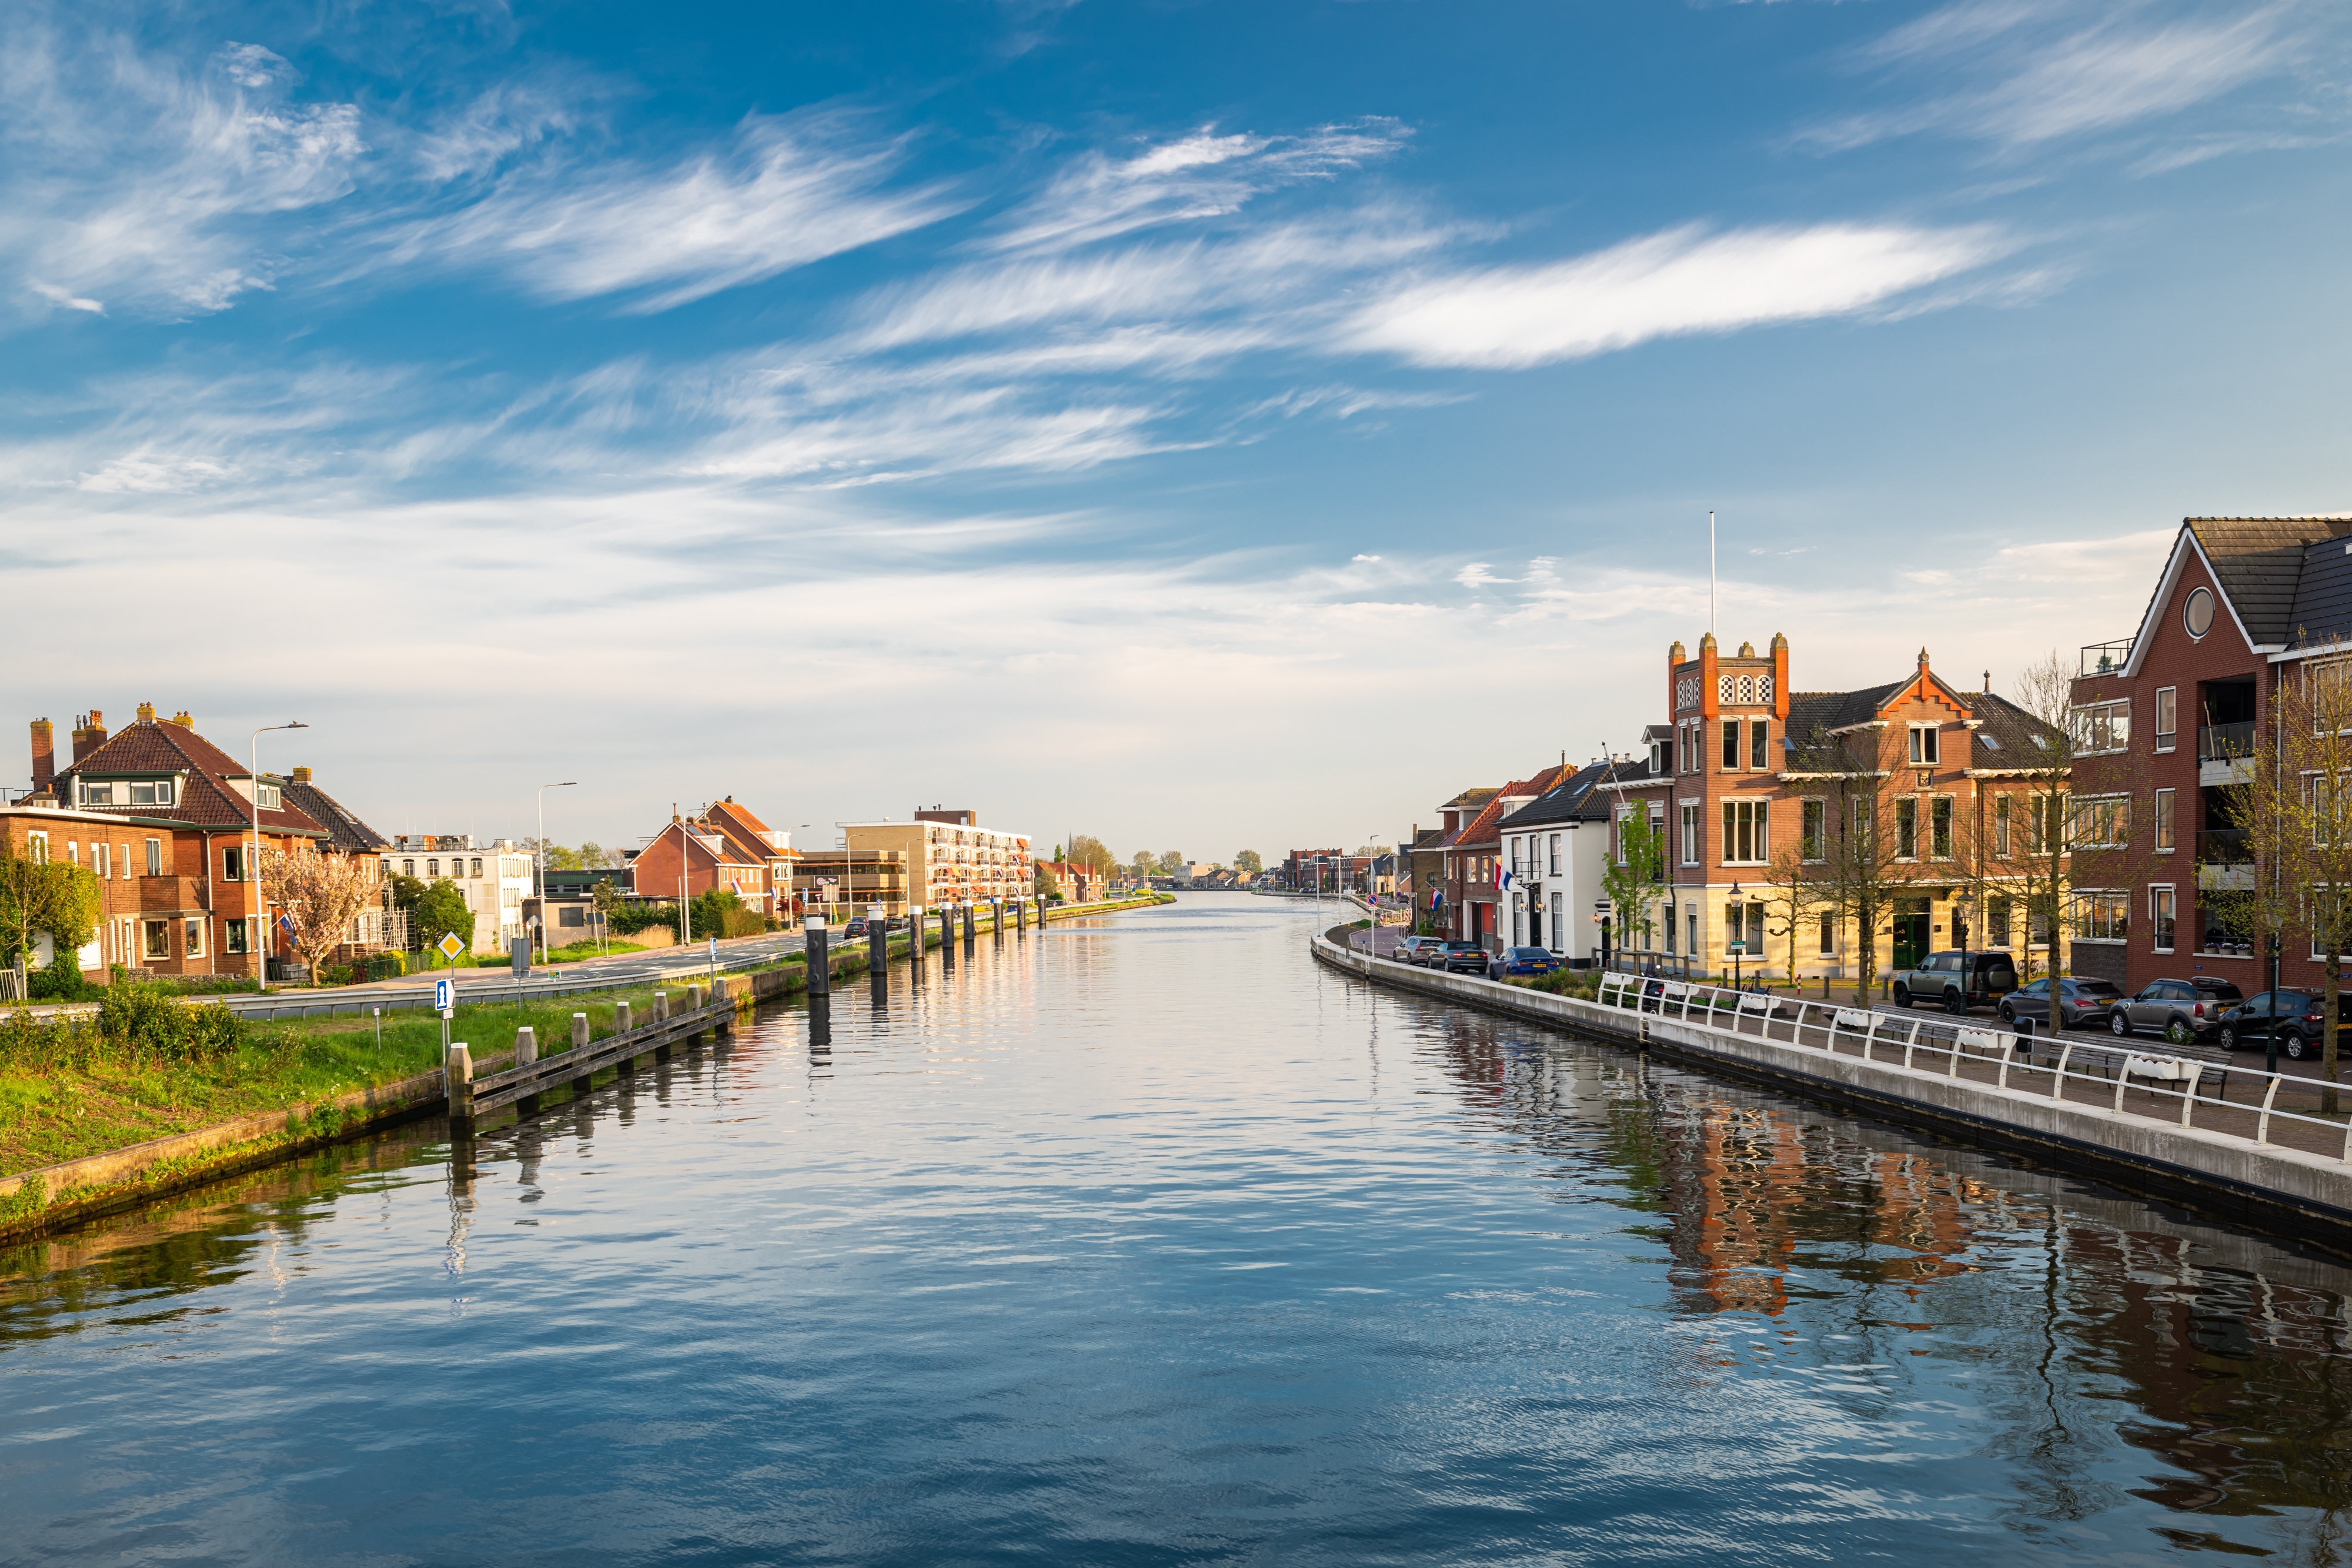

left=1709, top=510, right=1716, bottom=638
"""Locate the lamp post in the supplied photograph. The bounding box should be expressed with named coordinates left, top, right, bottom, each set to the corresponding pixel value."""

left=1955, top=892, right=1975, bottom=1011
left=249, top=721, right=307, bottom=981
left=535, top=781, right=577, bottom=965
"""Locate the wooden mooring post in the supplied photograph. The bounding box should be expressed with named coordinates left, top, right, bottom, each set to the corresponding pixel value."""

left=446, top=1042, right=475, bottom=1128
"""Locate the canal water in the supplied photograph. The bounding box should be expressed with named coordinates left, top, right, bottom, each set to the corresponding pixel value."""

left=8, top=895, right=2352, bottom=1565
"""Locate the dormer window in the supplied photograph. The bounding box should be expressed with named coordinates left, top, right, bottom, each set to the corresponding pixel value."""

left=129, top=780, right=173, bottom=806
left=256, top=784, right=281, bottom=810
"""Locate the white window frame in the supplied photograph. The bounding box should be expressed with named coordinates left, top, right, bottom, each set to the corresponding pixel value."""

left=2154, top=787, right=2175, bottom=852
left=2149, top=885, right=2176, bottom=954
left=2154, top=686, right=2178, bottom=753
left=1679, top=800, right=1700, bottom=867
left=1909, top=724, right=1940, bottom=765
left=1721, top=799, right=1769, bottom=865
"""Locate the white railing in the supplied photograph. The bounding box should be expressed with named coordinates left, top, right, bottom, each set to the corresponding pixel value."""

left=1594, top=972, right=2352, bottom=1162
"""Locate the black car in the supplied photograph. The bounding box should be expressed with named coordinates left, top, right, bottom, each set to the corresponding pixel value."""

left=1437, top=941, right=1489, bottom=974
left=2218, top=989, right=2352, bottom=1059
left=1999, top=977, right=2124, bottom=1031
left=1392, top=936, right=1446, bottom=967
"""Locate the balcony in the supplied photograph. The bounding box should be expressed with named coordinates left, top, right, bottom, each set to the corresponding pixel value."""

left=2199, top=720, right=2257, bottom=787
left=2196, top=827, right=2249, bottom=862
left=2080, top=638, right=2133, bottom=677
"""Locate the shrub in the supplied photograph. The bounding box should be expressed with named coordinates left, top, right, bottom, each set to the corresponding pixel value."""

left=608, top=902, right=675, bottom=937
left=96, top=982, right=243, bottom=1065
left=29, top=949, right=96, bottom=1001
left=368, top=951, right=407, bottom=981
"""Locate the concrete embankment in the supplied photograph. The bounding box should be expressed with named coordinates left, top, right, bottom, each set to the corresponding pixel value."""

left=0, top=894, right=1174, bottom=1247
left=1311, top=930, right=2352, bottom=1257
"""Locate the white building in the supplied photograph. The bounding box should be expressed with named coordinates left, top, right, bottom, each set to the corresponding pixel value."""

left=384, top=834, right=535, bottom=954
left=1492, top=758, right=1627, bottom=962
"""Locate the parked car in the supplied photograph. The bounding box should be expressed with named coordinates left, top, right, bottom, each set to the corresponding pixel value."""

left=844, top=916, right=870, bottom=938
left=1392, top=936, right=1446, bottom=967
left=1890, top=950, right=2019, bottom=1014
left=1438, top=941, right=1489, bottom=974
left=2216, top=989, right=2352, bottom=1059
left=1999, top=977, right=2124, bottom=1032
left=2110, top=977, right=2244, bottom=1044
left=1489, top=946, right=1562, bottom=978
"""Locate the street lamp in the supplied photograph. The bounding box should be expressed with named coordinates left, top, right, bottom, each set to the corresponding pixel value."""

left=249, top=721, right=307, bottom=981
left=536, top=781, right=577, bottom=965
left=1728, top=880, right=1745, bottom=988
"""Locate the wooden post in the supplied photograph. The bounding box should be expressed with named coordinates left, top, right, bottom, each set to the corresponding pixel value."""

left=807, top=917, right=831, bottom=995
left=615, top=1001, right=633, bottom=1032
left=570, top=1012, right=593, bottom=1099
left=446, top=1043, right=475, bottom=1126
left=654, top=991, right=670, bottom=1022
left=689, top=983, right=706, bottom=1011
left=514, top=1025, right=538, bottom=1066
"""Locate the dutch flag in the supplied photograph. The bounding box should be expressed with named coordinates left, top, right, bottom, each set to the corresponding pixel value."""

left=1495, top=865, right=1515, bottom=892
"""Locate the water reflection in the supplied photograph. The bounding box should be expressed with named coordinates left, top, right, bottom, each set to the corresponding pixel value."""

left=1424, top=1001, right=2352, bottom=1543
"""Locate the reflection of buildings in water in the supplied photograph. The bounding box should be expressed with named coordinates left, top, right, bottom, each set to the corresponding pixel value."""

left=1420, top=1012, right=2352, bottom=1531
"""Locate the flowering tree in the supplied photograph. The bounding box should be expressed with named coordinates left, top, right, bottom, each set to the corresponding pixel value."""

left=259, top=848, right=379, bottom=985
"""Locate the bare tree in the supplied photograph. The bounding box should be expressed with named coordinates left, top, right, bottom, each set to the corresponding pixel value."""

left=2232, top=668, right=2352, bottom=1111
left=1785, top=724, right=1919, bottom=1006
left=2010, top=651, right=2086, bottom=985
left=260, top=848, right=380, bottom=986
left=1762, top=833, right=1836, bottom=987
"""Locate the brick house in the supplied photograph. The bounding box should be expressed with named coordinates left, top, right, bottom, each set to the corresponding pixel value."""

left=2068, top=516, right=2352, bottom=995
left=1425, top=788, right=1496, bottom=934
left=16, top=705, right=359, bottom=980
left=1446, top=764, right=1575, bottom=952
left=630, top=813, right=770, bottom=920
left=1604, top=636, right=2063, bottom=980
left=702, top=798, right=806, bottom=920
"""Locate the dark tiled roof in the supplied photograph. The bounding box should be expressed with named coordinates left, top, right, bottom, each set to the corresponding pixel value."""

left=1497, top=760, right=1616, bottom=830
left=2187, top=517, right=2352, bottom=648
left=2285, top=534, right=2352, bottom=649
left=62, top=718, right=328, bottom=836
left=1438, top=786, right=1499, bottom=813
left=1785, top=683, right=1905, bottom=739
left=280, top=780, right=389, bottom=853
left=1782, top=678, right=2062, bottom=769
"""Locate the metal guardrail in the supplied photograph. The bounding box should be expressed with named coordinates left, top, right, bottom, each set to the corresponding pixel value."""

left=1595, top=973, right=2349, bottom=1160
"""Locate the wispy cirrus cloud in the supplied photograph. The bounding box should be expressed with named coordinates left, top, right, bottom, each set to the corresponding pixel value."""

left=980, top=119, right=1409, bottom=255
left=0, top=26, right=365, bottom=316
left=379, top=111, right=965, bottom=312
left=1799, top=0, right=2304, bottom=154
left=1340, top=223, right=2005, bottom=369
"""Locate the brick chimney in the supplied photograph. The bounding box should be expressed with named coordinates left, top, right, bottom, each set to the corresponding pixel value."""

left=29, top=719, right=54, bottom=793
left=170, top=710, right=195, bottom=728
left=291, top=766, right=313, bottom=783
left=71, top=710, right=107, bottom=763
left=136, top=701, right=156, bottom=723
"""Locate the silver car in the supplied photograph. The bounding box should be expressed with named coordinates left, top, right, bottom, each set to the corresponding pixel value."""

left=2110, top=977, right=2243, bottom=1044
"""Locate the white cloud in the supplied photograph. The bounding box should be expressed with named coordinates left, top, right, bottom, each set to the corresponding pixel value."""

left=1803, top=0, right=2301, bottom=153
left=383, top=112, right=963, bottom=312
left=29, top=280, right=103, bottom=313
left=0, top=27, right=366, bottom=316
left=1343, top=223, right=2003, bottom=369
left=981, top=121, right=1409, bottom=255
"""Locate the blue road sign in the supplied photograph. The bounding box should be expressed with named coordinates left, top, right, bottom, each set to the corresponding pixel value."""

left=434, top=977, right=453, bottom=1012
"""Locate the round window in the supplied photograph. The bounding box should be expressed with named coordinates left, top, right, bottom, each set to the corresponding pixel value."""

left=2184, top=586, right=2214, bottom=639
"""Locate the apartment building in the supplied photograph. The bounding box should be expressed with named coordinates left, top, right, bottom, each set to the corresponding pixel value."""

left=385, top=835, right=534, bottom=954
left=2068, top=516, right=2352, bottom=994
left=843, top=810, right=1032, bottom=910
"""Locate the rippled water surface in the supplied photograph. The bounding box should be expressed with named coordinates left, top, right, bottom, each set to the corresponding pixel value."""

left=10, top=895, right=2352, bottom=1565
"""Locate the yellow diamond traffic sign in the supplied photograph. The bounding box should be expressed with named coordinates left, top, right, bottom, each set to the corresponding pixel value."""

left=437, top=932, right=466, bottom=962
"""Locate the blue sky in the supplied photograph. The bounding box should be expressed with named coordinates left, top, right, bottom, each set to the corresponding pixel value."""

left=5, top=0, right=2348, bottom=859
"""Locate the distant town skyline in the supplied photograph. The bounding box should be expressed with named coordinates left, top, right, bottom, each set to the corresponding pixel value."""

left=6, top=0, right=2346, bottom=849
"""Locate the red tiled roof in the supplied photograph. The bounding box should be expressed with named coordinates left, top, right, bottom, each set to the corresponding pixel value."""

left=61, top=717, right=328, bottom=837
